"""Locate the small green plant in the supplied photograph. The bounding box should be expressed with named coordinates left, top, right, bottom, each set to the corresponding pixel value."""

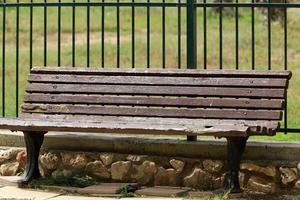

left=117, top=183, right=137, bottom=198
left=29, top=174, right=96, bottom=188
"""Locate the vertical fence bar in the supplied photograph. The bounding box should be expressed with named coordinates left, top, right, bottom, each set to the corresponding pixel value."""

left=235, top=0, right=239, bottom=70
left=162, top=0, right=166, bottom=68
left=2, top=0, right=5, bottom=117
left=117, top=0, right=120, bottom=68
left=87, top=0, right=90, bottom=68
left=101, top=0, right=105, bottom=68
left=147, top=0, right=150, bottom=68
left=251, top=0, right=255, bottom=70
left=284, top=0, right=288, bottom=134
left=186, top=0, right=197, bottom=141
left=44, top=0, right=47, bottom=66
left=16, top=0, right=20, bottom=116
left=58, top=0, right=61, bottom=66
left=177, top=0, right=181, bottom=69
left=268, top=0, right=271, bottom=70
left=72, top=0, right=76, bottom=67
left=203, top=0, right=207, bottom=69
left=284, top=2, right=288, bottom=71
left=29, top=0, right=33, bottom=69
left=186, top=0, right=197, bottom=70
left=219, top=0, right=223, bottom=69
left=132, top=0, right=135, bottom=68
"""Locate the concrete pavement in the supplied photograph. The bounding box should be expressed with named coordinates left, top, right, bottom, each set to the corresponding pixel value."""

left=0, top=185, right=184, bottom=200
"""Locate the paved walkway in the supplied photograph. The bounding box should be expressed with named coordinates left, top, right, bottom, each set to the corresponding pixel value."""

left=0, top=185, right=184, bottom=200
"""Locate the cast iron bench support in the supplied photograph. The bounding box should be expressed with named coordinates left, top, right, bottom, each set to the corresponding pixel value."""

left=224, top=137, right=248, bottom=192
left=0, top=67, right=291, bottom=193
left=21, top=132, right=45, bottom=186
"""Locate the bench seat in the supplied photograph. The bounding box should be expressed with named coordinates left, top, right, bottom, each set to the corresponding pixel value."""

left=0, top=117, right=279, bottom=137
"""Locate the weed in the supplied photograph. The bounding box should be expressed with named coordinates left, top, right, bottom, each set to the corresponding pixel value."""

left=29, top=174, right=96, bottom=188
left=117, top=183, right=138, bottom=198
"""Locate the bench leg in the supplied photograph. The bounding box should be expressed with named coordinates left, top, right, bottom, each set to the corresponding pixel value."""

left=223, top=137, right=248, bottom=193
left=18, top=131, right=46, bottom=187
left=187, top=135, right=197, bottom=141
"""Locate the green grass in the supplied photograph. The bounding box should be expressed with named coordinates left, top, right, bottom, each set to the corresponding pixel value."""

left=0, top=0, right=300, bottom=141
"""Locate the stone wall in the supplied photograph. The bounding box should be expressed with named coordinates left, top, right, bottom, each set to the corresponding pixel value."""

left=0, top=147, right=300, bottom=193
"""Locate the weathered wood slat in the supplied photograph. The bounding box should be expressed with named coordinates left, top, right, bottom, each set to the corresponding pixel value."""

left=0, top=117, right=277, bottom=136
left=28, top=74, right=288, bottom=88
left=19, top=114, right=279, bottom=135
left=20, top=114, right=280, bottom=129
left=26, top=83, right=286, bottom=98
left=21, top=104, right=282, bottom=120
left=23, top=94, right=284, bottom=109
left=30, top=67, right=292, bottom=79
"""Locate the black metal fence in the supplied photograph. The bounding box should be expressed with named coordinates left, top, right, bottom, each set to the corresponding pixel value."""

left=0, top=0, right=299, bottom=133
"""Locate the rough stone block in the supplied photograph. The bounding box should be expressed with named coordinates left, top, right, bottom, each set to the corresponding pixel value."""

left=240, top=163, right=277, bottom=178
left=111, top=161, right=132, bottom=181
left=154, top=167, right=178, bottom=186
left=247, top=176, right=276, bottom=193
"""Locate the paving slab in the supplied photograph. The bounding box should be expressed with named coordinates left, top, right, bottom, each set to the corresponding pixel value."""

left=187, top=191, right=214, bottom=198
left=77, top=183, right=138, bottom=198
left=0, top=186, right=61, bottom=200
left=78, top=183, right=137, bottom=195
left=51, top=196, right=183, bottom=200
left=0, top=176, right=21, bottom=187
left=40, top=185, right=79, bottom=193
left=135, top=186, right=191, bottom=197
left=50, top=195, right=115, bottom=200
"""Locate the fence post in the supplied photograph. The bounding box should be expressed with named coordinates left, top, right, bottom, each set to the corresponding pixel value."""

left=186, top=0, right=197, bottom=70
left=186, top=0, right=197, bottom=142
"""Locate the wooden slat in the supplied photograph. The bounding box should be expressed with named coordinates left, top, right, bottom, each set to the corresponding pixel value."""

left=26, top=83, right=286, bottom=98
left=0, top=117, right=277, bottom=136
left=23, top=94, right=284, bottom=109
left=20, top=114, right=280, bottom=129
left=19, top=114, right=279, bottom=135
left=21, top=104, right=282, bottom=120
left=28, top=74, right=288, bottom=88
left=19, top=114, right=280, bottom=136
left=30, top=67, right=292, bottom=79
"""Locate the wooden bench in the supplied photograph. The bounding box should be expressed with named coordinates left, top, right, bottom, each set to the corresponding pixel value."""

left=0, top=67, right=292, bottom=192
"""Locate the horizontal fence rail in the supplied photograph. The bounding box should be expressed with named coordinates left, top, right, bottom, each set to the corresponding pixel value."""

left=0, top=2, right=300, bottom=7
left=0, top=0, right=299, bottom=134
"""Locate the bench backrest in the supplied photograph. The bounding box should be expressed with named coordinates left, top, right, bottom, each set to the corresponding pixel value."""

left=21, top=67, right=291, bottom=123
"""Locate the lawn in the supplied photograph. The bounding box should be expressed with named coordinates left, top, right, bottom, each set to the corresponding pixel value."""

left=0, top=0, right=299, bottom=141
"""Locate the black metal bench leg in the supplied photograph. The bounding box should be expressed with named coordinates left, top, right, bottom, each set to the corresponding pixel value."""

left=18, top=131, right=46, bottom=187
left=223, top=136, right=248, bottom=193
left=187, top=135, right=197, bottom=141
